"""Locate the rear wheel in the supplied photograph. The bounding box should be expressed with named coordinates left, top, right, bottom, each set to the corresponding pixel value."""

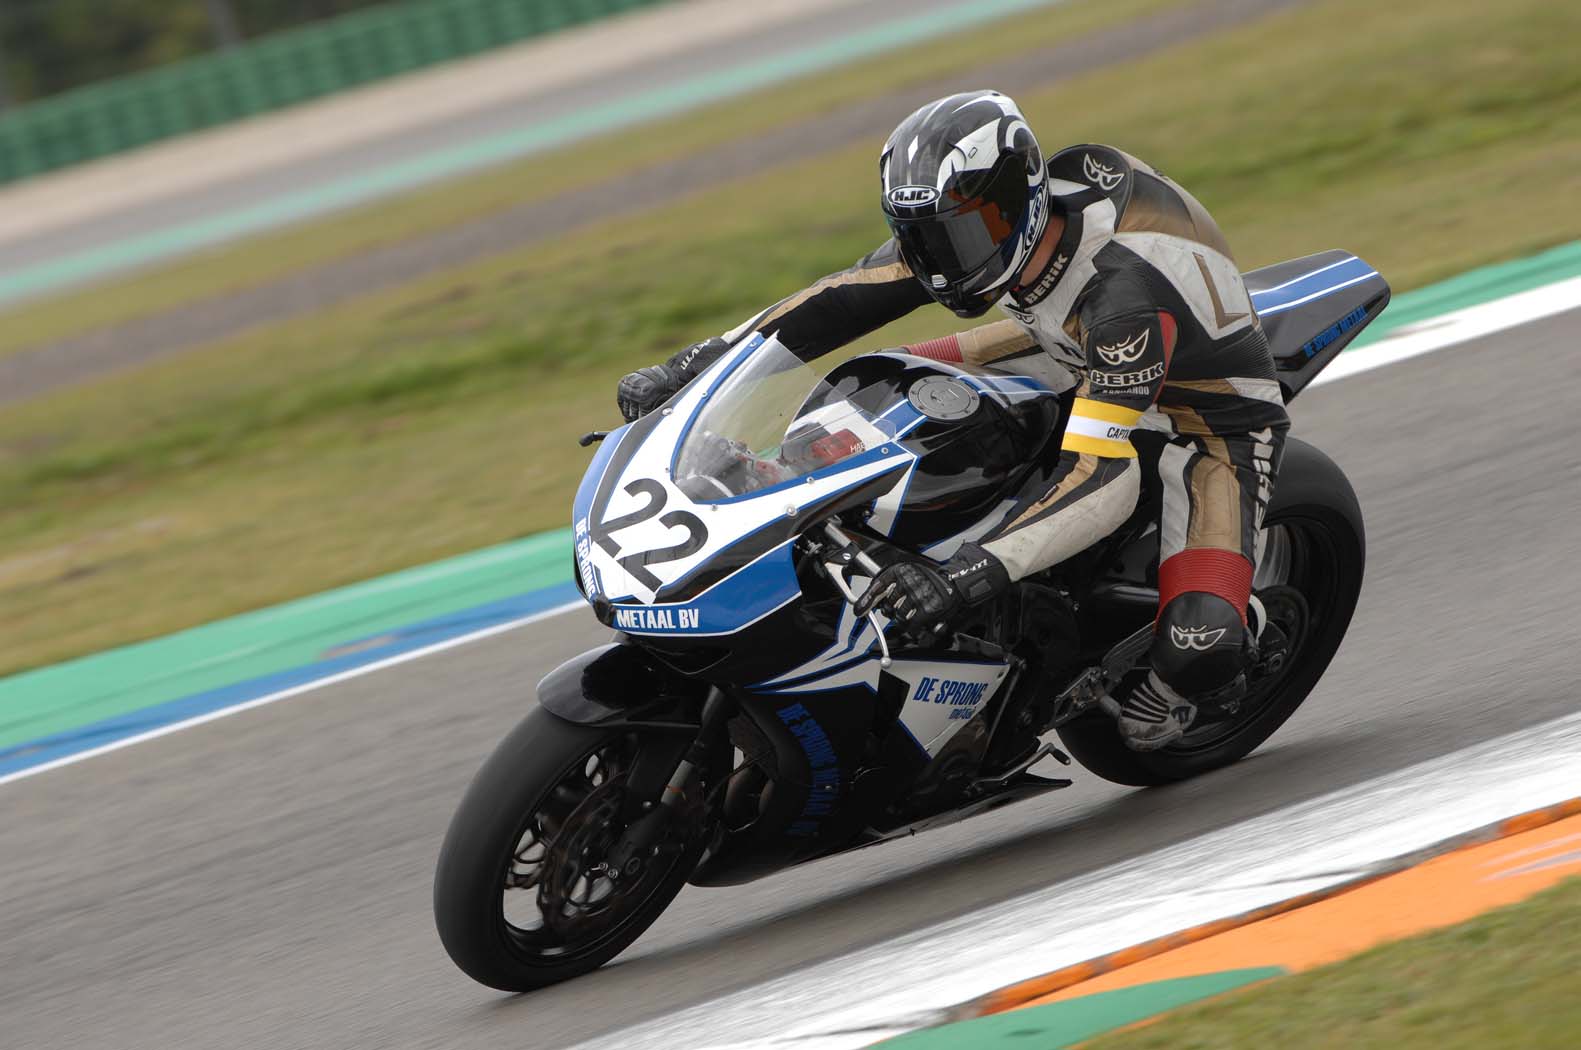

left=433, top=707, right=712, bottom=992
left=1058, top=438, right=1364, bottom=786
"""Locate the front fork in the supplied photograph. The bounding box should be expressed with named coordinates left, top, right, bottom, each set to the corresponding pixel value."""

left=604, top=687, right=733, bottom=882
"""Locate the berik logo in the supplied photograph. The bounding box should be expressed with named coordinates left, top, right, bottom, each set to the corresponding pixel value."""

left=1171, top=624, right=1228, bottom=651
left=1082, top=153, right=1124, bottom=191
left=888, top=185, right=939, bottom=208
left=1017, top=252, right=1069, bottom=305
left=1095, top=327, right=1148, bottom=366
left=1090, top=362, right=1165, bottom=387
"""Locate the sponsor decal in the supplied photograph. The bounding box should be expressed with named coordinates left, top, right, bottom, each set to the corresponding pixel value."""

left=778, top=703, right=842, bottom=836
left=612, top=605, right=703, bottom=631
left=913, top=675, right=991, bottom=721
left=1299, top=305, right=1369, bottom=359
left=1095, top=327, right=1149, bottom=366
left=1022, top=183, right=1047, bottom=250
left=1090, top=362, right=1166, bottom=387
left=888, top=184, right=940, bottom=208
left=574, top=517, right=598, bottom=596
left=944, top=558, right=990, bottom=584
left=1171, top=624, right=1228, bottom=650
left=1082, top=152, right=1124, bottom=191
left=1014, top=251, right=1069, bottom=306
left=1002, top=302, right=1036, bottom=324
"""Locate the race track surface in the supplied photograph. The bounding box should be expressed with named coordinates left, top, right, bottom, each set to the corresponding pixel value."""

left=4, top=311, right=1576, bottom=1047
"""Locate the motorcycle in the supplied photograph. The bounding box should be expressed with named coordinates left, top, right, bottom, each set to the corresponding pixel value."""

left=434, top=249, right=1388, bottom=992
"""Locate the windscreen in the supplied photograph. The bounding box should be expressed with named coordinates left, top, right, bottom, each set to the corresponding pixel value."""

left=672, top=341, right=900, bottom=502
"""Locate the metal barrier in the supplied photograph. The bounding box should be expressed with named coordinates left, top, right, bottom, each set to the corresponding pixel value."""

left=0, top=0, right=671, bottom=185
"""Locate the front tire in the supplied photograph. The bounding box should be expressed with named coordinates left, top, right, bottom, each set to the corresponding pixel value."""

left=433, top=706, right=709, bottom=992
left=1058, top=437, right=1365, bottom=786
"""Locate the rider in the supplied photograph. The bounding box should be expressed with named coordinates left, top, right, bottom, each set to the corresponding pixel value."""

left=615, top=91, right=1289, bottom=751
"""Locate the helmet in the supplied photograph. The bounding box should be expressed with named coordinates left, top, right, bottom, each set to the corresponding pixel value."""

left=880, top=91, right=1048, bottom=318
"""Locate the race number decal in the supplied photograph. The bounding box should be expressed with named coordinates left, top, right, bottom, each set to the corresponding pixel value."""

left=590, top=479, right=708, bottom=592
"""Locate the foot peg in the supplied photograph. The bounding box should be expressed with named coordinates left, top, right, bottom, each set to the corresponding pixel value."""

left=975, top=741, right=1070, bottom=787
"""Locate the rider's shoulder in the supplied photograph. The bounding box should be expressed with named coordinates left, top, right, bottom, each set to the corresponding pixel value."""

left=1046, top=144, right=1139, bottom=203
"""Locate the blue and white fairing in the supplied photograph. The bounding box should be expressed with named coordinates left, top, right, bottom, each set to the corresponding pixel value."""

left=571, top=332, right=1060, bottom=758
left=572, top=333, right=926, bottom=635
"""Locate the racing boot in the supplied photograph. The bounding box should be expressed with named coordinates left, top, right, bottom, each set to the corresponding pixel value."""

left=1102, top=669, right=1197, bottom=751
left=1102, top=593, right=1267, bottom=751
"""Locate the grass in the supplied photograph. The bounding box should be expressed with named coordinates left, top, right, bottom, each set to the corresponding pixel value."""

left=0, top=0, right=1186, bottom=361
left=1087, top=875, right=1581, bottom=1049
left=4, top=0, right=1580, bottom=677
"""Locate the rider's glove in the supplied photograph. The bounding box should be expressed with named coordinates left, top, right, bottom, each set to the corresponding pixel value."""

left=616, top=337, right=732, bottom=423
left=617, top=365, right=681, bottom=422
left=854, top=543, right=1009, bottom=642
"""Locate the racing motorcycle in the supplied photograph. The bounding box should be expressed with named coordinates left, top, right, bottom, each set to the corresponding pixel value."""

left=434, top=250, right=1388, bottom=992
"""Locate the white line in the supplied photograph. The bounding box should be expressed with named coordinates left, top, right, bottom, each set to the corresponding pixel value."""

left=1250, top=254, right=1359, bottom=295
left=581, top=710, right=1581, bottom=1050
left=1254, top=269, right=1379, bottom=316
left=9, top=272, right=1580, bottom=788
left=0, top=600, right=588, bottom=789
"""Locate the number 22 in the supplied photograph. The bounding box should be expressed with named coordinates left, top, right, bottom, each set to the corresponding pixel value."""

left=591, top=479, right=708, bottom=592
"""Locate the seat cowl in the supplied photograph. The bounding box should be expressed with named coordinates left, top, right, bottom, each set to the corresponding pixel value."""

left=1246, top=250, right=1391, bottom=401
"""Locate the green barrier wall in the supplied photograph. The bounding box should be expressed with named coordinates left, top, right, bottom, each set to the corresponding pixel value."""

left=0, top=0, right=673, bottom=185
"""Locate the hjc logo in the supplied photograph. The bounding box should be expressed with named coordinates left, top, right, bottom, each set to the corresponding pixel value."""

left=888, top=185, right=940, bottom=207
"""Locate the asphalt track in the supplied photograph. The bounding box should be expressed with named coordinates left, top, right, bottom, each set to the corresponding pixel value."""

left=5, top=309, right=1578, bottom=1048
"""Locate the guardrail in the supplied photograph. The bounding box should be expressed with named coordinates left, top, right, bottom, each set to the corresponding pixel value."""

left=0, top=0, right=672, bottom=186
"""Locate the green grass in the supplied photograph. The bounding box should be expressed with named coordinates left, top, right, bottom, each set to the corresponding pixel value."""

left=0, top=0, right=1185, bottom=361
left=1088, top=875, right=1581, bottom=1049
left=4, top=0, right=1580, bottom=677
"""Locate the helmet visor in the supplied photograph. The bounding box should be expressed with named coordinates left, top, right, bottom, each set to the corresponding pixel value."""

left=886, top=156, right=1031, bottom=290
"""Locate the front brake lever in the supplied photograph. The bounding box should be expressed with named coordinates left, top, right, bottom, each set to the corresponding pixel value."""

left=579, top=430, right=610, bottom=447
left=822, top=523, right=892, bottom=668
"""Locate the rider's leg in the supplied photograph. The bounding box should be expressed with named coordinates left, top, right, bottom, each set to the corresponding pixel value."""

left=1112, top=428, right=1284, bottom=750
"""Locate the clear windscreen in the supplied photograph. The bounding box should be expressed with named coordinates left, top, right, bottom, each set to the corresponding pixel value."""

left=673, top=341, right=899, bottom=502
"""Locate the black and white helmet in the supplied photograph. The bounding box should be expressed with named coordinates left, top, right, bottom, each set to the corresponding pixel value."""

left=880, top=91, right=1048, bottom=318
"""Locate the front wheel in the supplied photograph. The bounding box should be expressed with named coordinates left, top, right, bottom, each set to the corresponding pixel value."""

left=1058, top=437, right=1365, bottom=786
left=433, top=706, right=711, bottom=992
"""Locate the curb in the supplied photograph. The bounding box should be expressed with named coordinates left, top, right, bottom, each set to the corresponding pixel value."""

left=952, top=795, right=1581, bottom=1022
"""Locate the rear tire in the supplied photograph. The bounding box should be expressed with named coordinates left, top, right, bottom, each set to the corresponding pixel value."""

left=1058, top=437, right=1364, bottom=787
left=433, top=706, right=708, bottom=992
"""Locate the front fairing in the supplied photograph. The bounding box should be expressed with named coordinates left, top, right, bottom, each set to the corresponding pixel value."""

left=571, top=334, right=926, bottom=638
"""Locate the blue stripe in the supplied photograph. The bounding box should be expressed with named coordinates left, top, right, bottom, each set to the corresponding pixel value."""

left=1250, top=255, right=1374, bottom=312
left=0, top=581, right=582, bottom=780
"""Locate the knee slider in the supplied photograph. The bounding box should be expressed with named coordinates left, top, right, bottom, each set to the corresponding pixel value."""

left=1152, top=592, right=1246, bottom=696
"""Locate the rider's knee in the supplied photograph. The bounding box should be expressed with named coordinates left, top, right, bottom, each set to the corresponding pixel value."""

left=1151, top=591, right=1246, bottom=696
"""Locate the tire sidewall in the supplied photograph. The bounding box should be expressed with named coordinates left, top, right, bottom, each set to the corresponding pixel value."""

left=433, top=706, right=704, bottom=992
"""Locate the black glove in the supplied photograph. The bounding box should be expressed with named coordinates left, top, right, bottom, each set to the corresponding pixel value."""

left=854, top=544, right=1009, bottom=642
left=616, top=337, right=732, bottom=423
left=617, top=364, right=681, bottom=423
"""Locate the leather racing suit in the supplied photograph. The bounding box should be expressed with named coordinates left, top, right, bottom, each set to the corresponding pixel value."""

left=640, top=145, right=1290, bottom=721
